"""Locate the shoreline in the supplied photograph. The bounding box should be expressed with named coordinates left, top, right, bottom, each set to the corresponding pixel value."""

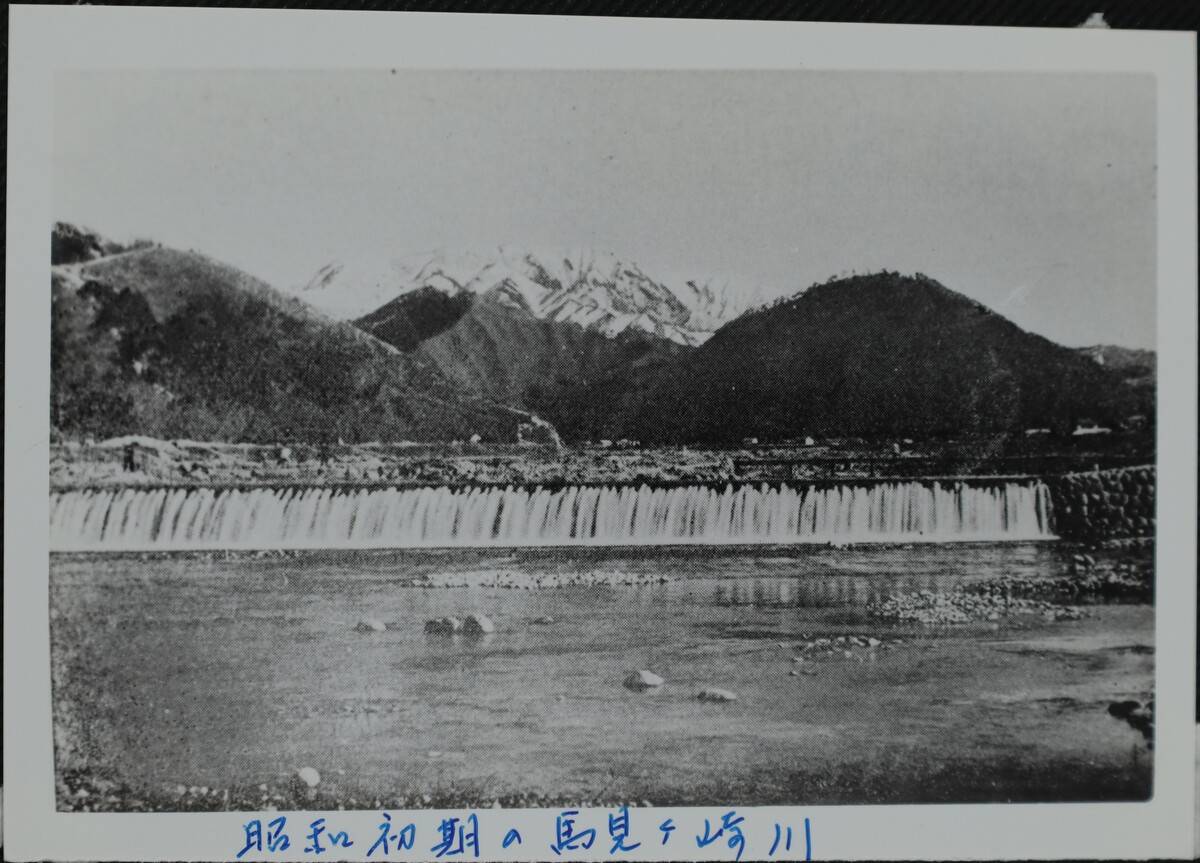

left=50, top=436, right=1153, bottom=492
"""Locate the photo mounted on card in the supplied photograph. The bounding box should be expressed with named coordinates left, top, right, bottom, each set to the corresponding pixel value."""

left=5, top=6, right=1197, bottom=862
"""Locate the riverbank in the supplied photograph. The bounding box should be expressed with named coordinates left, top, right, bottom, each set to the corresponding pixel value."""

left=50, top=435, right=1152, bottom=491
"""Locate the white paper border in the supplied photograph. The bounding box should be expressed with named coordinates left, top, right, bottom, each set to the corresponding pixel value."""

left=5, top=6, right=1197, bottom=861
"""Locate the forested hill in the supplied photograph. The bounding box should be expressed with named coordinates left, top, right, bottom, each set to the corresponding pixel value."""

left=51, top=240, right=523, bottom=443
left=609, top=271, right=1152, bottom=444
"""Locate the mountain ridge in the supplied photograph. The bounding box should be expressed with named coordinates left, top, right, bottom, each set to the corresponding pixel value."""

left=50, top=225, right=1153, bottom=446
left=602, top=271, right=1153, bottom=444
left=50, top=241, right=526, bottom=443
left=300, top=246, right=762, bottom=346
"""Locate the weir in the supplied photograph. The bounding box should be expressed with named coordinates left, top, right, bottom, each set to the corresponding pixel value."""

left=49, top=480, right=1055, bottom=551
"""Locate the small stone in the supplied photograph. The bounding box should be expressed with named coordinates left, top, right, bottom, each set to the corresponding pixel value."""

left=297, top=767, right=321, bottom=788
left=354, top=618, right=386, bottom=633
left=624, top=669, right=665, bottom=691
left=531, top=616, right=555, bottom=625
left=867, top=638, right=881, bottom=648
left=697, top=687, right=739, bottom=703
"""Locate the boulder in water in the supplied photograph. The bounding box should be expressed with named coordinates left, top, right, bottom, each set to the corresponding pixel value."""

left=424, top=616, right=463, bottom=635
left=297, top=767, right=321, bottom=788
left=354, top=618, right=386, bottom=633
left=697, top=687, right=738, bottom=703
left=623, top=669, right=665, bottom=691
left=463, top=613, right=496, bottom=635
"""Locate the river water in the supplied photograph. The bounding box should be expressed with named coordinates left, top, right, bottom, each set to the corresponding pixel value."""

left=50, top=541, right=1153, bottom=808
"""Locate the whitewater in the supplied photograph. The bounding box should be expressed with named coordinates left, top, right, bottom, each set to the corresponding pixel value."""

left=49, top=480, right=1055, bottom=551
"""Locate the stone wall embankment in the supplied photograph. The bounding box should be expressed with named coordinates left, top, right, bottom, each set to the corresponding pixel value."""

left=1047, top=465, right=1155, bottom=542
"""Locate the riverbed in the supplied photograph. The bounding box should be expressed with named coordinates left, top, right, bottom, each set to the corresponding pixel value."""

left=50, top=542, right=1153, bottom=810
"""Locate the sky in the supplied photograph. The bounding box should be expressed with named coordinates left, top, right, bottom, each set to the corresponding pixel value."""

left=54, top=70, right=1156, bottom=349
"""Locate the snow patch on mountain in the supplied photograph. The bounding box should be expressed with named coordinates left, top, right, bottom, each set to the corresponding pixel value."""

left=298, top=247, right=762, bottom=345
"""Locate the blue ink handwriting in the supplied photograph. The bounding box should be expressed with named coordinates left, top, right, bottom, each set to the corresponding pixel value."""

left=431, top=813, right=480, bottom=858
left=607, top=806, right=641, bottom=853
left=367, top=812, right=416, bottom=857
left=551, top=810, right=597, bottom=855
left=696, top=810, right=746, bottom=862
left=237, top=816, right=291, bottom=859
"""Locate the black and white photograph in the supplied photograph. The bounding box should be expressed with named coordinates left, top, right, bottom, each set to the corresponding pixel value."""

left=42, top=65, right=1162, bottom=813
left=6, top=7, right=1198, bottom=861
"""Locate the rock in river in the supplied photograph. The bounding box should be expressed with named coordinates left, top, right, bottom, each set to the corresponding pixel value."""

left=424, top=616, right=463, bottom=635
left=297, top=767, right=321, bottom=788
left=624, top=669, right=665, bottom=691
left=697, top=687, right=738, bottom=703
left=463, top=613, right=496, bottom=635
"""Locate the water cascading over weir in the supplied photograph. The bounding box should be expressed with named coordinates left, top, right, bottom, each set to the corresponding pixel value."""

left=49, top=480, right=1056, bottom=552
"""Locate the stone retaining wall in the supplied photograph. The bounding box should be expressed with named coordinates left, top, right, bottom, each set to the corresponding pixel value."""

left=1047, top=465, right=1155, bottom=542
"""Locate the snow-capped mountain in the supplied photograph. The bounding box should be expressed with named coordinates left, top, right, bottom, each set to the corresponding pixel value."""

left=299, top=247, right=761, bottom=346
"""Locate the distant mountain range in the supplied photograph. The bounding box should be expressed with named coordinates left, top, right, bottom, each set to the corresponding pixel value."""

left=50, top=224, right=1155, bottom=445
left=302, top=247, right=759, bottom=347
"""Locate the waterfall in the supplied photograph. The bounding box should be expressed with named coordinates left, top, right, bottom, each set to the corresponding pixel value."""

left=48, top=481, right=1055, bottom=551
